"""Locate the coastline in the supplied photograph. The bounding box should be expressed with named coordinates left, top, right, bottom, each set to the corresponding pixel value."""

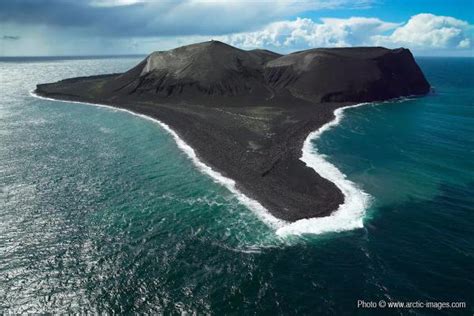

left=278, top=97, right=418, bottom=235
left=277, top=103, right=372, bottom=236
left=31, top=90, right=375, bottom=236
left=30, top=91, right=287, bottom=230
left=29, top=42, right=431, bottom=233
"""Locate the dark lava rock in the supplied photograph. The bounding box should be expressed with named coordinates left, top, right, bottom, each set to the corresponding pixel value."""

left=36, top=41, right=430, bottom=222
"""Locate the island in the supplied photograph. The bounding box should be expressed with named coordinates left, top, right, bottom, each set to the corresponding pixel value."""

left=35, top=40, right=430, bottom=222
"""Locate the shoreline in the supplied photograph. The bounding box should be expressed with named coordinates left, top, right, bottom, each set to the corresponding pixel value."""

left=30, top=91, right=287, bottom=230
left=31, top=43, right=431, bottom=226
left=277, top=103, right=372, bottom=236
left=31, top=90, right=378, bottom=236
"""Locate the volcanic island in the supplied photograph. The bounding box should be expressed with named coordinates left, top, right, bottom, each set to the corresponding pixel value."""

left=35, top=41, right=430, bottom=222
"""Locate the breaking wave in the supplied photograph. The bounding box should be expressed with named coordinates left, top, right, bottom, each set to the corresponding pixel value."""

left=31, top=91, right=376, bottom=237
left=276, top=103, right=372, bottom=236
left=30, top=91, right=286, bottom=230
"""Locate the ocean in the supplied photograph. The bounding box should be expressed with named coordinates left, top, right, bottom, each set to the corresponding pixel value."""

left=0, top=56, right=472, bottom=314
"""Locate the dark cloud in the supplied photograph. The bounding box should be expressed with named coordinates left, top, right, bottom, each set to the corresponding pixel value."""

left=2, top=35, right=21, bottom=40
left=0, top=0, right=148, bottom=36
left=0, top=0, right=305, bottom=37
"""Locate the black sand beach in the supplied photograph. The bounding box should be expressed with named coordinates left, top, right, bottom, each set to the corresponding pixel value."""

left=35, top=41, right=430, bottom=221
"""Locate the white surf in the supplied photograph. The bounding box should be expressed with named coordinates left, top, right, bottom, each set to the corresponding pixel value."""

left=31, top=91, right=373, bottom=237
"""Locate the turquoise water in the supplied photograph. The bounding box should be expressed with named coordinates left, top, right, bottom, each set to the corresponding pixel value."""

left=0, top=57, right=473, bottom=314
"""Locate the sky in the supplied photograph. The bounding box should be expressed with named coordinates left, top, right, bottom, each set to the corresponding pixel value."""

left=0, top=0, right=473, bottom=57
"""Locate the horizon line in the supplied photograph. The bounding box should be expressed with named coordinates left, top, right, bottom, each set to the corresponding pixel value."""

left=1, top=53, right=473, bottom=59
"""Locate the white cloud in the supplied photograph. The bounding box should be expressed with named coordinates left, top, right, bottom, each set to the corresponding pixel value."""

left=0, top=0, right=376, bottom=38
left=2, top=2, right=472, bottom=57
left=225, top=17, right=399, bottom=50
left=223, top=14, right=472, bottom=53
left=139, top=0, right=376, bottom=36
left=372, top=13, right=471, bottom=49
left=458, top=38, right=471, bottom=49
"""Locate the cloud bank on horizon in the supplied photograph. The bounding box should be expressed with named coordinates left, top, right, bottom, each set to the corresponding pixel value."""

left=226, top=14, right=471, bottom=52
left=0, top=0, right=472, bottom=56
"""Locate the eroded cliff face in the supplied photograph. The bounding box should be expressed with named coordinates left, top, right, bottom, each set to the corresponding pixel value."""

left=93, top=41, right=430, bottom=104
left=37, top=41, right=430, bottom=105
left=265, top=47, right=430, bottom=102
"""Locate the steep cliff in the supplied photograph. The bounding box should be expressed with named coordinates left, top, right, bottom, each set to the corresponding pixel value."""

left=89, top=41, right=430, bottom=104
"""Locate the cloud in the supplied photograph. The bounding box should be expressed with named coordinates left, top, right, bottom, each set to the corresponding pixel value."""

left=1, top=2, right=471, bottom=56
left=89, top=0, right=146, bottom=6
left=372, top=13, right=472, bottom=49
left=225, top=17, right=400, bottom=50
left=0, top=0, right=374, bottom=37
left=224, top=14, right=472, bottom=52
left=2, top=35, right=20, bottom=40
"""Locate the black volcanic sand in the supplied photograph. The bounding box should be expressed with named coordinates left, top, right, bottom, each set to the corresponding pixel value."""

left=35, top=41, right=430, bottom=222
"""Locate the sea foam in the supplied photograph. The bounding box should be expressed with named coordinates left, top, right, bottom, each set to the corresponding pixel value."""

left=30, top=91, right=286, bottom=230
left=31, top=91, right=371, bottom=237
left=276, top=103, right=372, bottom=236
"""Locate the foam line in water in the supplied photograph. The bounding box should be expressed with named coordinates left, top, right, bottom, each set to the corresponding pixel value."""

left=275, top=103, right=373, bottom=236
left=31, top=91, right=381, bottom=237
left=30, top=91, right=286, bottom=230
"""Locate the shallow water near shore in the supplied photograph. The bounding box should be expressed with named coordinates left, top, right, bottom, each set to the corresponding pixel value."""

left=1, top=56, right=473, bottom=313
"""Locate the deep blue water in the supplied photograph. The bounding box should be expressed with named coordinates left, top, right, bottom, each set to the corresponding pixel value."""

left=0, top=56, right=472, bottom=314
